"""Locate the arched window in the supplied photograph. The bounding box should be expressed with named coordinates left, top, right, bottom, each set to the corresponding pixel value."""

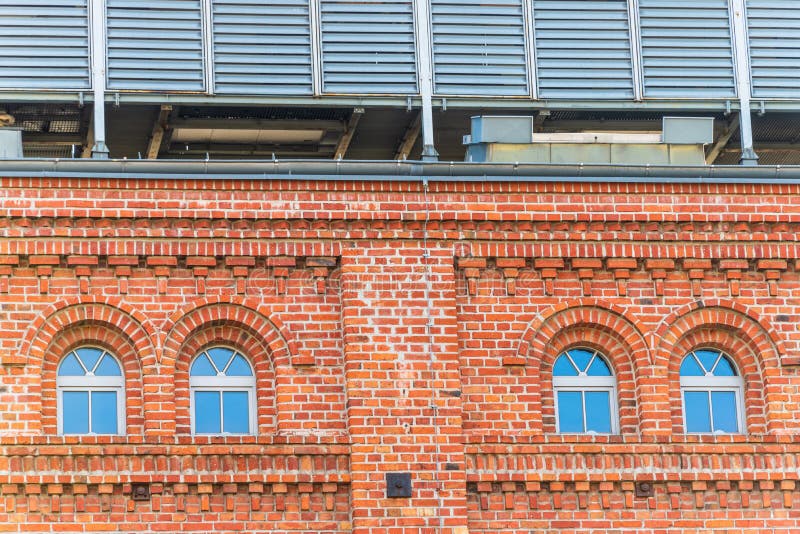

left=189, top=347, right=255, bottom=435
left=56, top=347, right=125, bottom=435
left=680, top=349, right=744, bottom=433
left=553, top=348, right=618, bottom=434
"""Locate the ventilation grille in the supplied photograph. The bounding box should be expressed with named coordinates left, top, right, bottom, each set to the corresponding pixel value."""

left=212, top=0, right=312, bottom=95
left=320, top=0, right=418, bottom=94
left=534, top=0, right=634, bottom=99
left=0, top=0, right=90, bottom=90
left=106, top=0, right=205, bottom=91
left=431, top=0, right=529, bottom=96
left=747, top=0, right=800, bottom=98
left=639, top=0, right=736, bottom=98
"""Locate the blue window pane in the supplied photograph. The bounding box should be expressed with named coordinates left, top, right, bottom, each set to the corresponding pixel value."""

left=568, top=349, right=593, bottom=373
left=680, top=355, right=704, bottom=376
left=63, top=391, right=89, bottom=434
left=585, top=391, right=612, bottom=433
left=711, top=391, right=739, bottom=433
left=194, top=391, right=221, bottom=434
left=226, top=355, right=252, bottom=376
left=77, top=347, right=104, bottom=373
left=95, top=355, right=121, bottom=376
left=694, top=350, right=720, bottom=374
left=557, top=391, right=584, bottom=433
left=91, top=391, right=118, bottom=434
left=684, top=391, right=711, bottom=432
left=586, top=357, right=612, bottom=377
left=553, top=355, right=578, bottom=376
left=190, top=354, right=216, bottom=376
left=58, top=353, right=85, bottom=376
left=208, top=347, right=234, bottom=373
left=223, top=391, right=250, bottom=434
left=713, top=355, right=736, bottom=377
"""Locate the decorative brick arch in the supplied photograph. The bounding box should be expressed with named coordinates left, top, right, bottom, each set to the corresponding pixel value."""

left=516, top=301, right=649, bottom=435
left=654, top=302, right=782, bottom=434
left=24, top=299, right=156, bottom=436
left=516, top=299, right=650, bottom=365
left=160, top=296, right=300, bottom=368
left=22, top=296, right=157, bottom=369
left=162, top=299, right=298, bottom=434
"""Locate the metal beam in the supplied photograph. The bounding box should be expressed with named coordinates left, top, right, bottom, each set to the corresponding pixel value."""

left=705, top=114, right=740, bottom=164
left=720, top=143, right=800, bottom=151
left=333, top=108, right=363, bottom=160
left=169, top=118, right=347, bottom=131
left=394, top=112, right=421, bottom=160
left=146, top=104, right=173, bottom=159
left=81, top=112, right=94, bottom=158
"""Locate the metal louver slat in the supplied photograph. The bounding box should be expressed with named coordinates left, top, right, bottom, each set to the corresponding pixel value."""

left=747, top=0, right=800, bottom=98
left=639, top=0, right=736, bottom=98
left=0, top=0, right=90, bottom=90
left=213, top=0, right=312, bottom=95
left=106, top=0, right=205, bottom=91
left=431, top=0, right=528, bottom=96
left=533, top=0, right=634, bottom=99
left=320, top=0, right=418, bottom=94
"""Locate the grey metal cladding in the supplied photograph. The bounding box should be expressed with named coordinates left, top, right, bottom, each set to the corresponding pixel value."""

left=0, top=0, right=90, bottom=90
left=638, top=0, right=736, bottom=98
left=320, top=0, right=418, bottom=94
left=533, top=0, right=634, bottom=99
left=747, top=0, right=800, bottom=98
left=212, top=0, right=313, bottom=95
left=106, top=0, right=205, bottom=91
left=431, top=0, right=529, bottom=96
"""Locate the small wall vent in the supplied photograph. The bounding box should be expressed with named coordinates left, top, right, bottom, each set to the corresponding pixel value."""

left=0, top=129, right=23, bottom=159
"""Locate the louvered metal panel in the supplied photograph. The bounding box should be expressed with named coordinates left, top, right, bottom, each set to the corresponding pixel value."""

left=106, top=0, right=205, bottom=91
left=431, top=0, right=528, bottom=96
left=747, top=1, right=800, bottom=98
left=639, top=0, right=736, bottom=98
left=0, top=0, right=90, bottom=90
left=533, top=0, right=634, bottom=99
left=212, top=0, right=312, bottom=95
left=320, top=0, right=418, bottom=94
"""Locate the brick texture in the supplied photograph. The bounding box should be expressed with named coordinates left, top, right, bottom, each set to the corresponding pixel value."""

left=2, top=177, right=800, bottom=532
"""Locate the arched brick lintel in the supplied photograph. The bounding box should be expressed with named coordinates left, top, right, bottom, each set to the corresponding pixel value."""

left=654, top=300, right=782, bottom=371
left=515, top=299, right=651, bottom=367
left=22, top=297, right=157, bottom=371
left=161, top=297, right=299, bottom=371
left=653, top=299, right=785, bottom=368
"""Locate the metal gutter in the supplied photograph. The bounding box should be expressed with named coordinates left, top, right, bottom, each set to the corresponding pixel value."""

left=1, top=159, right=800, bottom=184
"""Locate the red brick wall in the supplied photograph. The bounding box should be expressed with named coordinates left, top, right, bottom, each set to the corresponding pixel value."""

left=1, top=177, right=800, bottom=532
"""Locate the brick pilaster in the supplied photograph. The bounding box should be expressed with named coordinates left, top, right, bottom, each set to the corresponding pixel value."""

left=342, top=242, right=467, bottom=534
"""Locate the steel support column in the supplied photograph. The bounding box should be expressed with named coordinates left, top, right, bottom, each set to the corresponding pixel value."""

left=731, top=0, right=758, bottom=165
left=90, top=0, right=109, bottom=158
left=413, top=0, right=438, bottom=161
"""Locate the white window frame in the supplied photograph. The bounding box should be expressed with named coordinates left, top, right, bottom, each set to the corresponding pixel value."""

left=56, top=347, right=126, bottom=436
left=680, top=350, right=745, bottom=434
left=553, top=348, right=619, bottom=434
left=189, top=346, right=256, bottom=436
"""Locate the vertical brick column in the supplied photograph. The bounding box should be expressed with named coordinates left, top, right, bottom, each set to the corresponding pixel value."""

left=341, top=241, right=467, bottom=534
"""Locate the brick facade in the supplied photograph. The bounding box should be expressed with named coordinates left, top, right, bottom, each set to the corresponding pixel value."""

left=2, top=176, right=800, bottom=532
